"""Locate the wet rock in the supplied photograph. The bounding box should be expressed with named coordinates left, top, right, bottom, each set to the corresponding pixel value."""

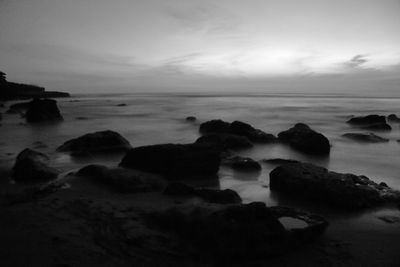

left=164, top=182, right=242, bottom=204
left=278, top=123, right=330, bottom=155
left=185, top=116, right=196, bottom=122
left=119, top=143, right=220, bottom=180
left=222, top=156, right=261, bottom=171
left=12, top=148, right=60, bottom=182
left=199, top=119, right=276, bottom=143
left=195, top=133, right=253, bottom=150
left=347, top=115, right=386, bottom=125
left=262, top=158, right=300, bottom=165
left=387, top=114, right=400, bottom=123
left=342, top=133, right=389, bottom=143
left=270, top=162, right=400, bottom=209
left=361, top=123, right=392, bottom=131
left=25, top=98, right=63, bottom=122
left=76, top=164, right=164, bottom=193
left=57, top=130, right=132, bottom=156
left=116, top=103, right=127, bottom=107
left=147, top=202, right=287, bottom=259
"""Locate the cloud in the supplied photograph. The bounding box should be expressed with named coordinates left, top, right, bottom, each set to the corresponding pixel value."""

left=344, top=54, right=369, bottom=69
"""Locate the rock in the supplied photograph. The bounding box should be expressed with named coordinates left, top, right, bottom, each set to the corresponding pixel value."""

left=75, top=116, right=89, bottom=120
left=342, top=133, right=389, bottom=143
left=387, top=114, right=400, bottom=123
left=25, top=98, right=63, bottom=122
left=116, top=103, right=127, bottom=107
left=199, top=119, right=276, bottom=143
left=12, top=148, right=60, bottom=182
left=57, top=130, right=132, bottom=156
left=269, top=163, right=400, bottom=209
left=278, top=123, right=330, bottom=155
left=361, top=123, right=392, bottom=131
left=222, top=156, right=261, bottom=171
left=195, top=134, right=253, bottom=150
left=147, top=202, right=287, bottom=259
left=76, top=164, right=164, bottom=193
left=6, top=101, right=30, bottom=114
left=119, top=143, right=221, bottom=179
left=262, top=158, right=300, bottom=165
left=185, top=116, right=196, bottom=122
left=347, top=115, right=386, bottom=125
left=164, top=182, right=242, bottom=204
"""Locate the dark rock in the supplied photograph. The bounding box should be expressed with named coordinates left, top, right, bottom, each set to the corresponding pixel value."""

left=147, top=202, right=287, bottom=259
left=379, top=182, right=388, bottom=188
left=116, top=103, right=127, bottom=107
left=163, top=182, right=196, bottom=196
left=75, top=116, right=89, bottom=120
left=195, top=133, right=253, bottom=150
left=387, top=114, right=400, bottom=123
left=262, top=158, right=300, bottom=165
left=270, top=163, right=400, bottom=209
left=12, top=148, right=60, bottom=182
left=199, top=119, right=276, bottom=143
left=347, top=115, right=386, bottom=125
left=278, top=123, right=330, bottom=155
left=57, top=130, right=132, bottom=155
left=222, top=156, right=261, bottom=171
left=342, top=133, right=389, bottom=143
left=76, top=164, right=164, bottom=193
left=25, top=98, right=63, bottom=122
left=185, top=116, right=196, bottom=122
left=120, top=143, right=221, bottom=179
left=361, top=123, right=392, bottom=131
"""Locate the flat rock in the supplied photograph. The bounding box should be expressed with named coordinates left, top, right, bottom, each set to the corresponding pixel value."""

left=57, top=130, right=132, bottom=156
left=12, top=148, right=60, bottom=182
left=342, top=133, right=389, bottom=143
left=119, top=143, right=221, bottom=180
left=270, top=162, right=400, bottom=209
left=278, top=123, right=330, bottom=155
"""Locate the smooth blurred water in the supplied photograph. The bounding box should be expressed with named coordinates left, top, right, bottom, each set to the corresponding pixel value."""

left=1, top=93, right=400, bottom=206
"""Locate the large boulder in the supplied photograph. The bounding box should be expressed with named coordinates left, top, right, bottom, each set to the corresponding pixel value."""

left=76, top=164, right=164, bottom=193
left=119, top=143, right=221, bottom=179
left=347, top=115, right=391, bottom=131
left=25, top=98, right=63, bottom=122
left=57, top=130, right=132, bottom=156
left=12, top=148, right=60, bottom=182
left=199, top=119, right=276, bottom=143
left=164, top=182, right=242, bottom=204
left=270, top=163, right=400, bottom=209
left=342, top=133, right=389, bottom=143
left=195, top=133, right=253, bottom=150
left=278, top=123, right=330, bottom=155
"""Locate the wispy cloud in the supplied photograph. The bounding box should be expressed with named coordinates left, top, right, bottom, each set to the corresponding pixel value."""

left=344, top=54, right=369, bottom=69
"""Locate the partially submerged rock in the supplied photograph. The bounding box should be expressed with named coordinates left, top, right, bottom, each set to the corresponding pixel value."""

left=342, top=133, right=389, bottom=143
left=195, top=133, right=253, bottom=150
left=347, top=115, right=391, bottom=131
left=270, top=163, right=400, bottom=209
left=278, top=123, right=330, bottom=155
left=57, top=130, right=132, bottom=156
left=25, top=98, right=63, bottom=123
left=76, top=164, right=164, bottom=193
left=164, top=182, right=242, bottom=204
left=199, top=119, right=276, bottom=143
left=185, top=116, right=196, bottom=122
left=119, top=143, right=220, bottom=179
left=147, top=202, right=327, bottom=259
left=387, top=114, right=400, bottom=123
left=12, top=148, right=60, bottom=182
left=222, top=156, right=261, bottom=171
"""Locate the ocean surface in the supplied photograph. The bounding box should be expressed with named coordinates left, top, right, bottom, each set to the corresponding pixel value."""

left=1, top=93, right=400, bottom=207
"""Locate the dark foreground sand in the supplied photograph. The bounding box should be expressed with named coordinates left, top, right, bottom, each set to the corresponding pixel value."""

left=1, top=171, right=399, bottom=267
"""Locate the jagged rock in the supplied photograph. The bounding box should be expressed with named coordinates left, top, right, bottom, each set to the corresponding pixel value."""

left=278, top=123, right=330, bottom=155
left=195, top=134, right=253, bottom=150
left=25, top=98, right=63, bottom=122
left=342, top=133, right=389, bottom=143
left=164, top=182, right=242, bottom=204
left=199, top=119, right=276, bottom=143
left=76, top=164, right=164, bottom=193
left=57, top=130, right=132, bottom=156
left=222, top=156, right=261, bottom=171
left=12, top=148, right=59, bottom=182
left=119, top=143, right=220, bottom=179
left=270, top=162, right=400, bottom=209
left=387, top=114, right=400, bottom=123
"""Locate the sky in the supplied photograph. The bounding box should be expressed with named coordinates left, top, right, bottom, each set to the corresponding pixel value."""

left=0, top=0, right=399, bottom=95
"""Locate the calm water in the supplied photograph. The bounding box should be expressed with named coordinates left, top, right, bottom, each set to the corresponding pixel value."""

left=1, top=93, right=400, bottom=206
